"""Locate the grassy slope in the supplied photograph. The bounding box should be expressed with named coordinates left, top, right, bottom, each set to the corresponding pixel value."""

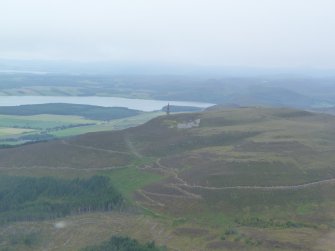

left=51, top=111, right=163, bottom=137
left=102, top=167, right=164, bottom=200
left=1, top=107, right=335, bottom=250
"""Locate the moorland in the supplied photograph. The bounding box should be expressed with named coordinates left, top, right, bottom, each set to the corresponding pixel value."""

left=1, top=106, right=335, bottom=250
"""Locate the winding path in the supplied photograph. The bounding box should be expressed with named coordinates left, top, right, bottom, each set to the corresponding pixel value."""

left=61, top=140, right=132, bottom=155
left=0, top=165, right=125, bottom=171
left=176, top=178, right=335, bottom=191
left=155, top=159, right=335, bottom=191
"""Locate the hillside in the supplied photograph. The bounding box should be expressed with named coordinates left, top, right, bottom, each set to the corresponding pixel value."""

left=1, top=107, right=335, bottom=250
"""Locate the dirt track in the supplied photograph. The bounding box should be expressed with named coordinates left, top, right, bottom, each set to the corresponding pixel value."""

left=156, top=158, right=335, bottom=191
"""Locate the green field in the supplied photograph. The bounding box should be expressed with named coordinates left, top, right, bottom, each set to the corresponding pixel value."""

left=0, top=114, right=99, bottom=145
left=0, top=126, right=36, bottom=136
left=0, top=114, right=98, bottom=129
left=103, top=167, right=165, bottom=200
left=0, top=109, right=163, bottom=145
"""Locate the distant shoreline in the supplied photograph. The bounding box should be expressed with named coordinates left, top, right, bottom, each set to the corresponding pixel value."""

left=0, top=96, right=214, bottom=112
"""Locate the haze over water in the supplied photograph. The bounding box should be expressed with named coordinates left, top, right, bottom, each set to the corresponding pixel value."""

left=0, top=96, right=214, bottom=112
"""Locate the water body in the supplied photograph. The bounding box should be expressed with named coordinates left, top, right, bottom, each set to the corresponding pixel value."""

left=0, top=96, right=214, bottom=112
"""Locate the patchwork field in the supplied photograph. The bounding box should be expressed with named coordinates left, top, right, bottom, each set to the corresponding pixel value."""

left=0, top=127, right=36, bottom=136
left=0, top=114, right=97, bottom=129
left=0, top=104, right=163, bottom=145
left=1, top=107, right=335, bottom=250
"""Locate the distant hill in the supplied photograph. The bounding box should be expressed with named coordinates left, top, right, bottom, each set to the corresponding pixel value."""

left=310, top=106, right=335, bottom=116
left=161, top=105, right=203, bottom=113
left=0, top=103, right=141, bottom=121
left=0, top=74, right=333, bottom=108
left=228, top=86, right=317, bottom=108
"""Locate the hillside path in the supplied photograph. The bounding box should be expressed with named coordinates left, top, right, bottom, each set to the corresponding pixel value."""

left=61, top=140, right=132, bottom=155
left=176, top=178, right=335, bottom=191
left=155, top=159, right=335, bottom=191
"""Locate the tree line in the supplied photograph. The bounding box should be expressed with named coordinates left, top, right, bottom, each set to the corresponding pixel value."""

left=0, top=175, right=123, bottom=222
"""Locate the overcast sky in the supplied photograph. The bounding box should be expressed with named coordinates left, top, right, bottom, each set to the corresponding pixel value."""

left=1, top=0, right=335, bottom=68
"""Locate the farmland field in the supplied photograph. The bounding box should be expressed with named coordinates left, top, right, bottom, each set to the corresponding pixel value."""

left=0, top=104, right=164, bottom=145
left=0, top=114, right=98, bottom=129
left=0, top=127, right=36, bottom=136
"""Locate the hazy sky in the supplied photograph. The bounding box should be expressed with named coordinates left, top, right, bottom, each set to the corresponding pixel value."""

left=1, top=0, right=335, bottom=68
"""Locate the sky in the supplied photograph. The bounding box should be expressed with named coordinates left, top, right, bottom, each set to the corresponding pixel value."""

left=1, top=0, right=335, bottom=69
